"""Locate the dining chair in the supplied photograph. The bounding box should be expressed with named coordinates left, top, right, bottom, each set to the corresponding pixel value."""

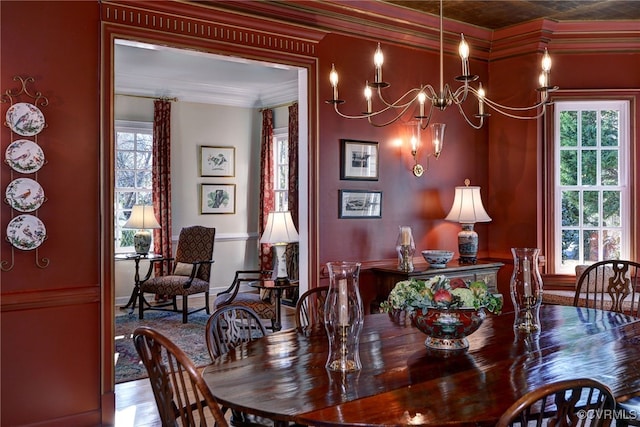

left=205, top=304, right=268, bottom=360
left=213, top=270, right=277, bottom=330
left=615, top=398, right=640, bottom=426
left=295, top=285, right=329, bottom=329
left=138, top=226, right=216, bottom=323
left=495, top=378, right=616, bottom=427
left=133, top=326, right=229, bottom=427
left=573, top=259, right=640, bottom=316
left=205, top=305, right=271, bottom=427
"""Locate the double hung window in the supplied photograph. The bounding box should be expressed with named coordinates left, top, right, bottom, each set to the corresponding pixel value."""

left=114, top=120, right=154, bottom=252
left=553, top=100, right=630, bottom=274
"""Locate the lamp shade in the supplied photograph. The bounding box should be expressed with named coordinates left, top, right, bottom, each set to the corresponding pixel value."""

left=445, top=180, right=491, bottom=224
left=260, top=211, right=299, bottom=244
left=123, top=205, right=161, bottom=229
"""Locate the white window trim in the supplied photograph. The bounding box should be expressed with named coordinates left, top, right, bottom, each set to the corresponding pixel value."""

left=552, top=100, right=630, bottom=274
left=114, top=120, right=154, bottom=253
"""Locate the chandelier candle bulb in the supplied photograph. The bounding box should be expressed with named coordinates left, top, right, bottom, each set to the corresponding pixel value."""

left=459, top=34, right=470, bottom=76
left=364, top=83, right=372, bottom=113
left=330, top=64, right=339, bottom=101
left=374, top=43, right=384, bottom=83
left=478, top=84, right=485, bottom=115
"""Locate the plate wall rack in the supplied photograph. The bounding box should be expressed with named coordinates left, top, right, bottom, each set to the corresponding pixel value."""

left=1, top=76, right=50, bottom=271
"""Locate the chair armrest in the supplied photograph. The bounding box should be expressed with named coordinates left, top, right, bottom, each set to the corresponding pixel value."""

left=182, top=260, right=215, bottom=288
left=216, top=269, right=272, bottom=296
left=140, top=257, right=175, bottom=282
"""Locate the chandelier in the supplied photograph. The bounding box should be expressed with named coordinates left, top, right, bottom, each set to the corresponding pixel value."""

left=326, top=0, right=558, bottom=176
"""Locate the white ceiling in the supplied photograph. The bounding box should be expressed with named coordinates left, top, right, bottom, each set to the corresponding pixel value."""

left=114, top=40, right=300, bottom=108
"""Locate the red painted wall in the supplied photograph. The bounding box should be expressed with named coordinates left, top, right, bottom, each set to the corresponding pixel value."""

left=1, top=1, right=103, bottom=425
left=317, top=33, right=491, bottom=265
left=0, top=1, right=638, bottom=424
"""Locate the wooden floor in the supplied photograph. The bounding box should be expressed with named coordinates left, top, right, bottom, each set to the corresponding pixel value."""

left=114, top=301, right=296, bottom=427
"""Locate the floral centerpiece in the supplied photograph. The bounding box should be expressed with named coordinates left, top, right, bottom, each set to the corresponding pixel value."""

left=380, top=275, right=503, bottom=351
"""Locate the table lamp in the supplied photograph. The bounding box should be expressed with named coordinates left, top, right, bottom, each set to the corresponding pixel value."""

left=123, top=205, right=161, bottom=255
left=260, top=211, right=299, bottom=282
left=445, top=179, right=491, bottom=264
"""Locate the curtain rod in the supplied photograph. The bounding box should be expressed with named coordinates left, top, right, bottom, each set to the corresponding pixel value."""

left=259, top=101, right=297, bottom=111
left=116, top=93, right=178, bottom=102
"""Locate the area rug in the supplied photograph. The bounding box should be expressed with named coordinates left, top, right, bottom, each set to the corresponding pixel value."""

left=114, top=311, right=212, bottom=384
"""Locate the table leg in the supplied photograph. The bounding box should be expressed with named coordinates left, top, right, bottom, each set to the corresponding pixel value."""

left=273, top=288, right=284, bottom=332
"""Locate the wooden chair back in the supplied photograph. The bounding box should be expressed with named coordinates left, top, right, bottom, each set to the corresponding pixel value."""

left=295, top=286, right=329, bottom=329
left=133, top=326, right=228, bottom=427
left=496, top=378, right=616, bottom=427
left=205, top=305, right=268, bottom=360
left=573, top=259, right=640, bottom=316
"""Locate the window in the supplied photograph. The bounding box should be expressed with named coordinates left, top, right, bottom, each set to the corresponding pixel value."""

left=114, top=120, right=154, bottom=252
left=273, top=127, right=289, bottom=212
left=553, top=100, right=630, bottom=274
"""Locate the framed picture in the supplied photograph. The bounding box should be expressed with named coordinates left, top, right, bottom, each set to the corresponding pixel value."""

left=200, top=146, right=235, bottom=177
left=340, top=139, right=379, bottom=180
left=339, top=190, right=382, bottom=218
left=201, top=184, right=236, bottom=214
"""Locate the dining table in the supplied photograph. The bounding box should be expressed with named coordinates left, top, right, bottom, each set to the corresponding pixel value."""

left=202, top=304, right=640, bottom=426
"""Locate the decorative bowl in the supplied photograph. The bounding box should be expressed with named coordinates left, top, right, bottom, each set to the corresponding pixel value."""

left=421, top=250, right=454, bottom=268
left=411, top=307, right=485, bottom=351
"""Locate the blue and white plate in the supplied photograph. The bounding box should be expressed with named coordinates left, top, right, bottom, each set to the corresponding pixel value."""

left=6, top=214, right=46, bottom=251
left=5, top=177, right=45, bottom=212
left=5, top=139, right=45, bottom=173
left=6, top=102, right=46, bottom=136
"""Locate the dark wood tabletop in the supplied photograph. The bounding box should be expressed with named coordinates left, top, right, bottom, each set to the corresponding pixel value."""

left=202, top=305, right=640, bottom=426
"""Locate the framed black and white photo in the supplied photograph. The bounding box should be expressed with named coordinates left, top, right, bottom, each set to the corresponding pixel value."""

left=339, top=190, right=382, bottom=218
left=201, top=184, right=236, bottom=214
left=200, top=146, right=235, bottom=177
left=340, top=139, right=379, bottom=180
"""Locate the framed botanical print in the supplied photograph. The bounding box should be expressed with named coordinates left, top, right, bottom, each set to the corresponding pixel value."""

left=201, top=184, right=235, bottom=214
left=338, top=189, right=382, bottom=218
left=340, top=139, right=379, bottom=181
left=200, top=146, right=235, bottom=177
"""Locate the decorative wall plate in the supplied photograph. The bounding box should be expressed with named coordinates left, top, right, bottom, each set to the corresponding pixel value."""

left=6, top=214, right=47, bottom=251
left=5, top=177, right=45, bottom=212
left=5, top=139, right=45, bottom=173
left=5, top=102, right=46, bottom=136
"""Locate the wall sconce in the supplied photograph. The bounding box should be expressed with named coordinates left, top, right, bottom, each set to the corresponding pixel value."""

left=445, top=179, right=491, bottom=264
left=408, top=122, right=446, bottom=177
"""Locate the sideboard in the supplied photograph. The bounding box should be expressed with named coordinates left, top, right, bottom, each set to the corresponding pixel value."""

left=364, top=260, right=504, bottom=313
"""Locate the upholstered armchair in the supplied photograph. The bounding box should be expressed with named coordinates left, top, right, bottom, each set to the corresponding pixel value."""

left=138, top=226, right=215, bottom=323
left=213, top=270, right=277, bottom=331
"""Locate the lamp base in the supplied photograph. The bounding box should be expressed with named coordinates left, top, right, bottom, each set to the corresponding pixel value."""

left=457, top=224, right=478, bottom=265
left=273, top=244, right=289, bottom=281
left=133, top=229, right=152, bottom=255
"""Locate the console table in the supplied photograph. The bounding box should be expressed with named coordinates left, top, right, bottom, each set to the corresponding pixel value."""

left=366, top=260, right=503, bottom=313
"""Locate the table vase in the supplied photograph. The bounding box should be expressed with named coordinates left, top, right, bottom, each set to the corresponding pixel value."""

left=396, top=226, right=415, bottom=272
left=324, top=261, right=363, bottom=372
left=510, top=247, right=543, bottom=333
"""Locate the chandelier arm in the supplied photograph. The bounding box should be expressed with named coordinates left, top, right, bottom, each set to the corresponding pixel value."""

left=333, top=100, right=411, bottom=120
left=419, top=105, right=435, bottom=130
left=483, top=100, right=547, bottom=120
left=456, top=103, right=484, bottom=129
left=367, top=102, right=416, bottom=127
left=450, top=84, right=471, bottom=105
left=376, top=87, right=423, bottom=109
left=466, top=86, right=546, bottom=112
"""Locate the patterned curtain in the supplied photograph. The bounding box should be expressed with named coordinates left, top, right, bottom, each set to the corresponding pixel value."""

left=152, top=99, right=172, bottom=269
left=259, top=109, right=274, bottom=271
left=288, top=102, right=299, bottom=227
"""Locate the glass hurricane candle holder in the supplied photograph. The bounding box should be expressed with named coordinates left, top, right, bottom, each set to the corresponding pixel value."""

left=324, top=261, right=363, bottom=372
left=510, top=248, right=543, bottom=333
left=396, top=226, right=415, bottom=272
